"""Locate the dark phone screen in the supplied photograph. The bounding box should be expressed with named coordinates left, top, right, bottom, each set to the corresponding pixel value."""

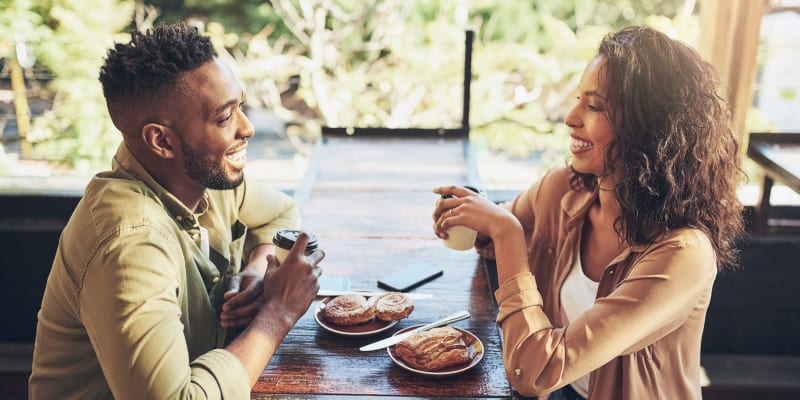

left=377, top=265, right=443, bottom=292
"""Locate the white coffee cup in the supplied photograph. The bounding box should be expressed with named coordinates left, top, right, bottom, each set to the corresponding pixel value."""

left=440, top=185, right=486, bottom=251
left=272, top=229, right=319, bottom=264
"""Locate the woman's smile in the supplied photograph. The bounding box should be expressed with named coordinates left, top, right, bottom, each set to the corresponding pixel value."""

left=570, top=135, right=593, bottom=155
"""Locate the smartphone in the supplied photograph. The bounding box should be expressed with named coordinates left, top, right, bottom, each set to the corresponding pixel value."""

left=319, top=276, right=351, bottom=292
left=377, top=265, right=443, bottom=292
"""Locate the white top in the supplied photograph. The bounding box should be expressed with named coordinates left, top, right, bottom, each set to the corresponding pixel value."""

left=560, top=248, right=600, bottom=398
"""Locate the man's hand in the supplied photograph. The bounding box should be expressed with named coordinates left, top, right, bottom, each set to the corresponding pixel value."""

left=221, top=244, right=273, bottom=328
left=261, top=232, right=324, bottom=321
left=221, top=268, right=264, bottom=328
left=224, top=232, right=325, bottom=387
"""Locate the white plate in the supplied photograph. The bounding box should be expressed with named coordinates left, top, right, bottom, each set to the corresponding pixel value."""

left=314, top=297, right=399, bottom=336
left=387, top=325, right=484, bottom=377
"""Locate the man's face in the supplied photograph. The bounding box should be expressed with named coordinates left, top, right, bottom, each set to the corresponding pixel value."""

left=181, top=136, right=244, bottom=190
left=171, top=58, right=254, bottom=190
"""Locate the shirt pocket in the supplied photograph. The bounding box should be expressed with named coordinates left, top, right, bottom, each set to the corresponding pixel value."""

left=227, top=219, right=247, bottom=274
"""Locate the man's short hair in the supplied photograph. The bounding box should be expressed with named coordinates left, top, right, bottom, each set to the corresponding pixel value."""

left=99, top=22, right=217, bottom=119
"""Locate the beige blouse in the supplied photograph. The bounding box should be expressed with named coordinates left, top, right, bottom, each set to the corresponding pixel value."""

left=495, top=166, right=715, bottom=400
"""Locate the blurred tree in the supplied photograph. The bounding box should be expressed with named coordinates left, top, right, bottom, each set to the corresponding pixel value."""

left=1, top=0, right=694, bottom=173
left=183, top=0, right=691, bottom=165
left=1, top=0, right=136, bottom=175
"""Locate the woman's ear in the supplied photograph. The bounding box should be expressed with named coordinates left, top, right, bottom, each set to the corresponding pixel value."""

left=141, top=123, right=176, bottom=159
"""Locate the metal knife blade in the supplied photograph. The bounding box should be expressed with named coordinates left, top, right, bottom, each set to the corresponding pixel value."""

left=359, top=310, right=471, bottom=351
left=317, top=290, right=434, bottom=300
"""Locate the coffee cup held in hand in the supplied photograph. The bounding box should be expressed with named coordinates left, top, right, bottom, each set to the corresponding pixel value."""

left=272, top=229, right=319, bottom=264
left=440, top=186, right=486, bottom=251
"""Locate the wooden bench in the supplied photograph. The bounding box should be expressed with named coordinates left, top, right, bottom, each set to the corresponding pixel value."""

left=0, top=343, right=32, bottom=400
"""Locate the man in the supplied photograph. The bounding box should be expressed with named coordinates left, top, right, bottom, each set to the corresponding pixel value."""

left=29, top=22, right=324, bottom=399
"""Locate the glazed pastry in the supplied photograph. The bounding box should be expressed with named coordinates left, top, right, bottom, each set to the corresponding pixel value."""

left=394, top=326, right=475, bottom=371
left=321, top=294, right=376, bottom=326
left=374, top=292, right=414, bottom=321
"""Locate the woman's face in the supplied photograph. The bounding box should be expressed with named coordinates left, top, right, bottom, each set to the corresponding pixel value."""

left=565, top=54, right=615, bottom=178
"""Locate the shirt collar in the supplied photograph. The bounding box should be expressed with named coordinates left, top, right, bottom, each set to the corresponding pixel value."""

left=112, top=143, right=209, bottom=229
left=560, top=185, right=648, bottom=255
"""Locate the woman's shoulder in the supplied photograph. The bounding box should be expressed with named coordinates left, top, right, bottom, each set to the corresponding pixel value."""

left=529, top=165, right=573, bottom=192
left=523, top=165, right=576, bottom=204
left=542, top=164, right=573, bottom=182
left=660, top=228, right=714, bottom=251
left=639, top=228, right=718, bottom=277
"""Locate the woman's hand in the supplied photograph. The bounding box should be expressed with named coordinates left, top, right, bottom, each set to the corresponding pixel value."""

left=432, top=186, right=520, bottom=242
left=433, top=186, right=529, bottom=281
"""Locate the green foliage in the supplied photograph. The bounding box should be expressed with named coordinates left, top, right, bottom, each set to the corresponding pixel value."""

left=188, top=0, right=693, bottom=170
left=5, top=0, right=696, bottom=174
left=14, top=0, right=135, bottom=174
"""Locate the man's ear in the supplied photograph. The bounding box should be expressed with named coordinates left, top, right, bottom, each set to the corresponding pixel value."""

left=141, top=123, right=176, bottom=159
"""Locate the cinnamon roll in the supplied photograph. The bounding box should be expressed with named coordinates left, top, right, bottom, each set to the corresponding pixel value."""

left=374, top=292, right=414, bottom=321
left=321, top=294, right=376, bottom=326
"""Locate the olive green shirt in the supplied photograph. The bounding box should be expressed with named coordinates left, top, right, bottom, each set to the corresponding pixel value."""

left=29, top=144, right=301, bottom=399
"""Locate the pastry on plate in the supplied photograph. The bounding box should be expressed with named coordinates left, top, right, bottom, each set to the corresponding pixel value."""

left=393, top=326, right=476, bottom=371
left=374, top=292, right=414, bottom=321
left=321, top=294, right=376, bottom=326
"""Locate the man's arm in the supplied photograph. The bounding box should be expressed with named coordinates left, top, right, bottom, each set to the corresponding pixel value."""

left=224, top=233, right=324, bottom=386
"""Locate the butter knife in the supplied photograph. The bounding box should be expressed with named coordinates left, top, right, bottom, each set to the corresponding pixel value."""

left=359, top=310, right=471, bottom=351
left=317, top=290, right=434, bottom=300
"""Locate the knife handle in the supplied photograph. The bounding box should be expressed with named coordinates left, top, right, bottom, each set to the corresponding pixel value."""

left=414, top=310, right=471, bottom=334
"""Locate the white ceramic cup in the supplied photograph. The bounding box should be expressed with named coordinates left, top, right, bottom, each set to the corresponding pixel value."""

left=272, top=229, right=319, bottom=264
left=441, top=185, right=486, bottom=251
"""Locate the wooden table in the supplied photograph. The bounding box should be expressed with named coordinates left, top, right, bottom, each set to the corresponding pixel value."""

left=746, top=132, right=800, bottom=233
left=251, top=135, right=514, bottom=398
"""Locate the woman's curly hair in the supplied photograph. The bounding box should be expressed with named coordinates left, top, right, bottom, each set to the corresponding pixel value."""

left=98, top=22, right=217, bottom=120
left=571, top=26, right=745, bottom=269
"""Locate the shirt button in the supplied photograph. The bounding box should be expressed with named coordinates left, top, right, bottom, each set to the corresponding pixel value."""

left=192, top=233, right=200, bottom=240
left=176, top=216, right=183, bottom=221
left=515, top=368, right=522, bottom=376
left=609, top=270, right=614, bottom=274
left=212, top=276, right=220, bottom=284
left=547, top=248, right=553, bottom=255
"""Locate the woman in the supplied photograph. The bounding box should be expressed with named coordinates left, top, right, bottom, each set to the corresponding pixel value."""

left=433, top=26, right=744, bottom=400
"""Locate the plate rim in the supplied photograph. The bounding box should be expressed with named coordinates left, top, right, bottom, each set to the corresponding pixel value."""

left=314, top=297, right=400, bottom=336
left=386, top=324, right=484, bottom=377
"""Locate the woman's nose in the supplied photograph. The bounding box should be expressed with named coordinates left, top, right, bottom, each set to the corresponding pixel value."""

left=564, top=104, right=581, bottom=128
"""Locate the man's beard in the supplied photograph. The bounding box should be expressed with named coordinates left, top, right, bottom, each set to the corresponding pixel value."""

left=181, top=140, right=244, bottom=190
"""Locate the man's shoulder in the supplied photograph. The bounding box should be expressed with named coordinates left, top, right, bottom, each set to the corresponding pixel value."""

left=75, top=176, right=171, bottom=234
